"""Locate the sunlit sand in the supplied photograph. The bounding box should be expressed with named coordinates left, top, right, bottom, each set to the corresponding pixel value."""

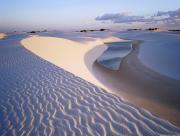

left=21, top=36, right=126, bottom=93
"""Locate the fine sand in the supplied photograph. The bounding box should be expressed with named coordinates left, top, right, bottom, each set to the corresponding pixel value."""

left=0, top=33, right=6, bottom=39
left=1, top=33, right=180, bottom=135
left=92, top=40, right=180, bottom=126
left=21, top=36, right=127, bottom=94
left=20, top=35, right=180, bottom=132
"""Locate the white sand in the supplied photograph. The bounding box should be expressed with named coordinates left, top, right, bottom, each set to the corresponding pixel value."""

left=102, top=36, right=128, bottom=43
left=0, top=34, right=179, bottom=135
left=19, top=35, right=180, bottom=133
left=21, top=36, right=127, bottom=93
left=0, top=33, right=6, bottom=39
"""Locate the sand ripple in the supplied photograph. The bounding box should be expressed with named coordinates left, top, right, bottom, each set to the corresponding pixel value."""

left=0, top=35, right=180, bottom=135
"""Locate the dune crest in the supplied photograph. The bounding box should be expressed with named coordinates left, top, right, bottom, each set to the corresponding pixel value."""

left=102, top=36, right=129, bottom=43
left=0, top=34, right=171, bottom=135
left=21, top=36, right=125, bottom=93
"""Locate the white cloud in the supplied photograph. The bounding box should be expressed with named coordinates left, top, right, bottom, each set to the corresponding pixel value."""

left=95, top=9, right=180, bottom=27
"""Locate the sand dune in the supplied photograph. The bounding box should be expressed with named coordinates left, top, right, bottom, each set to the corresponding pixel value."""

left=91, top=40, right=180, bottom=126
left=0, top=34, right=179, bottom=135
left=21, top=36, right=126, bottom=94
left=102, top=36, right=129, bottom=43
left=0, top=35, right=179, bottom=135
left=0, top=33, right=6, bottom=39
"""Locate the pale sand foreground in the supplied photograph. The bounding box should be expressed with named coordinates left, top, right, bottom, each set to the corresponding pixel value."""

left=21, top=36, right=127, bottom=94
left=21, top=35, right=180, bottom=125
left=13, top=35, right=180, bottom=135
left=0, top=33, right=6, bottom=39
left=2, top=34, right=180, bottom=135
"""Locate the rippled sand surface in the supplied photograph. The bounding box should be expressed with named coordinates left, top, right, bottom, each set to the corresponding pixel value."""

left=0, top=34, right=180, bottom=135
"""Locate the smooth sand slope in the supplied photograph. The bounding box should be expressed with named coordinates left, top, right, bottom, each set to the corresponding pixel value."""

left=0, top=33, right=6, bottom=39
left=0, top=34, right=173, bottom=135
left=21, top=35, right=180, bottom=126
left=1, top=34, right=180, bottom=135
left=21, top=36, right=126, bottom=94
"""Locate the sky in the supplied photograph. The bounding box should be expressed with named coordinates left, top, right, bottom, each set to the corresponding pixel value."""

left=0, top=0, right=180, bottom=31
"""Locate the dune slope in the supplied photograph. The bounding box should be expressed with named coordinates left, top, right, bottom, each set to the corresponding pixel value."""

left=0, top=34, right=179, bottom=135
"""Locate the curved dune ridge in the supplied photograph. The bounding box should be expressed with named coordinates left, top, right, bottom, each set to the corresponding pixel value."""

left=21, top=36, right=127, bottom=94
left=0, top=35, right=179, bottom=135
left=0, top=33, right=6, bottom=39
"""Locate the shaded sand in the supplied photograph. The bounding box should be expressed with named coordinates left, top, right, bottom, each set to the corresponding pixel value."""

left=92, top=40, right=180, bottom=126
left=101, top=36, right=129, bottom=43
left=1, top=37, right=180, bottom=135
left=21, top=36, right=178, bottom=130
left=21, top=36, right=126, bottom=93
left=0, top=33, right=6, bottom=39
left=0, top=33, right=177, bottom=136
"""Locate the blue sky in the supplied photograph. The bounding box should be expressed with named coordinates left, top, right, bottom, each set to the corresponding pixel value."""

left=0, top=0, right=179, bottom=31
